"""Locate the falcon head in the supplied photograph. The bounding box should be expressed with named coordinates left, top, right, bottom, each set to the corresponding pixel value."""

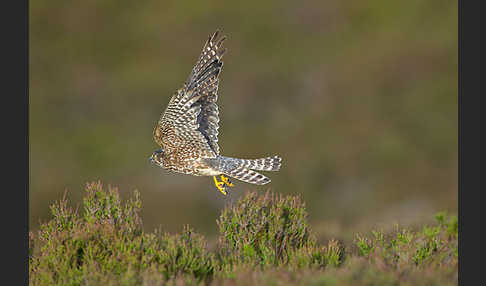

left=149, top=148, right=165, bottom=167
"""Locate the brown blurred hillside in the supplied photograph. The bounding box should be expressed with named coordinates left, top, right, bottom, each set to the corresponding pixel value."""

left=30, top=0, right=457, bottom=242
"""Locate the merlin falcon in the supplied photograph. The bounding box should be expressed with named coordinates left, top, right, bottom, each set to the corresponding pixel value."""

left=149, top=30, right=282, bottom=195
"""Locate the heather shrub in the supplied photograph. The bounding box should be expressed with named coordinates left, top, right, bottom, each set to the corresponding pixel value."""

left=354, top=212, right=458, bottom=277
left=210, top=257, right=456, bottom=286
left=216, top=191, right=344, bottom=271
left=29, top=182, right=457, bottom=285
left=29, top=182, right=214, bottom=285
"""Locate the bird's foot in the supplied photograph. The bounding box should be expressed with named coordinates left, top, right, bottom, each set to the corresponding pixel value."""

left=213, top=176, right=228, bottom=196
left=220, top=175, right=234, bottom=187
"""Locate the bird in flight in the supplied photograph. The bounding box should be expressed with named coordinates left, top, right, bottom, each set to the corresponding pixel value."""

left=149, top=30, right=282, bottom=195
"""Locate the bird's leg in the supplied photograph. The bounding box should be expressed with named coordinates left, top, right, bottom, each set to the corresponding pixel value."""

left=220, top=175, right=234, bottom=187
left=213, top=176, right=227, bottom=195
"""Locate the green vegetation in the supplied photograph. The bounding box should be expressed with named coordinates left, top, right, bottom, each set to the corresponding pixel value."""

left=217, top=191, right=344, bottom=272
left=29, top=182, right=457, bottom=285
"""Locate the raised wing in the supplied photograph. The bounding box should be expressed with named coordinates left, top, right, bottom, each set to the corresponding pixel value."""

left=185, top=30, right=226, bottom=155
left=153, top=31, right=226, bottom=157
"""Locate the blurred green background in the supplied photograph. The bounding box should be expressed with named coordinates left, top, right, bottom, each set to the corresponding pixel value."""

left=30, top=0, right=457, bottom=242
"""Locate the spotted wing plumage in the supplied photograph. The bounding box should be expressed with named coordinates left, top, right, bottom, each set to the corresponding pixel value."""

left=185, top=30, right=226, bottom=155
left=153, top=31, right=226, bottom=160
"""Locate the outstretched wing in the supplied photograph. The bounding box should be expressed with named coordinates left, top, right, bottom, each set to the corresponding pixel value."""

left=154, top=30, right=226, bottom=157
left=185, top=30, right=226, bottom=155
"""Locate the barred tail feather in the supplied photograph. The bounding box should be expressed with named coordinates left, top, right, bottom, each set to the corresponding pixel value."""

left=211, top=155, right=282, bottom=185
left=225, top=168, right=271, bottom=185
left=235, top=156, right=282, bottom=171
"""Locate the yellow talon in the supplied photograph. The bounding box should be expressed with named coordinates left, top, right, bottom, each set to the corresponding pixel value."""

left=213, top=176, right=227, bottom=195
left=220, top=175, right=234, bottom=187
